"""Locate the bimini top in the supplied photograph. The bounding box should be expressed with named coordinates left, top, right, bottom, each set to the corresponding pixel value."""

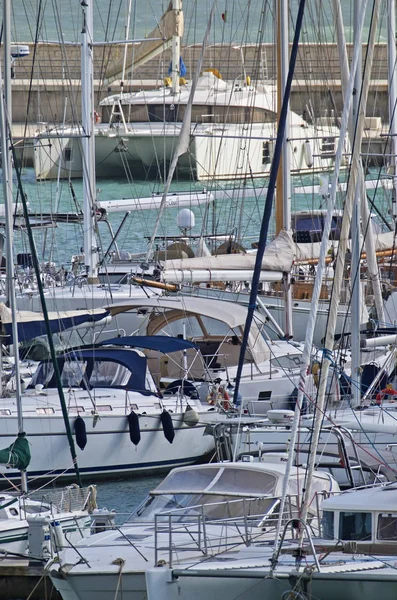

left=106, top=296, right=267, bottom=330
left=28, top=347, right=155, bottom=395
left=98, top=335, right=198, bottom=354
left=105, top=296, right=270, bottom=365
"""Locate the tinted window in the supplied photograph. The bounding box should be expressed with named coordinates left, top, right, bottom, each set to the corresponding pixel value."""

left=339, top=511, right=372, bottom=541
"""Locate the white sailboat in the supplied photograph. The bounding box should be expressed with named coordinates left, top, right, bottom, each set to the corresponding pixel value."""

left=33, top=0, right=342, bottom=182
left=0, top=1, right=221, bottom=483
left=46, top=453, right=339, bottom=600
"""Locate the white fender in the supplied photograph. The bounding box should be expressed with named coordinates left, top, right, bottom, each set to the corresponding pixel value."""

left=304, top=139, right=313, bottom=168
left=50, top=519, right=66, bottom=549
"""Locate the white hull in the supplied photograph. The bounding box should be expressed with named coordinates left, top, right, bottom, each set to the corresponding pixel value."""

left=0, top=412, right=214, bottom=481
left=0, top=513, right=90, bottom=555
left=233, top=403, right=397, bottom=457
left=145, top=563, right=397, bottom=600
left=52, top=571, right=147, bottom=600
left=34, top=121, right=336, bottom=181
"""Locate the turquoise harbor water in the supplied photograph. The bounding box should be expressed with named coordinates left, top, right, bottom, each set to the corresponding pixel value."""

left=11, top=166, right=391, bottom=270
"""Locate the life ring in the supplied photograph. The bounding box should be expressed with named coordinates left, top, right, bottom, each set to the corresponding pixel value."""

left=220, top=387, right=231, bottom=410
left=375, top=385, right=397, bottom=405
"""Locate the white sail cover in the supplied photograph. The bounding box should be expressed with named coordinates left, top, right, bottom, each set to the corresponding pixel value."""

left=161, top=229, right=397, bottom=283
left=162, top=229, right=297, bottom=275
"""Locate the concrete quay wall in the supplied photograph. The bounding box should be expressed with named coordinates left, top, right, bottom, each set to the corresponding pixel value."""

left=8, top=42, right=391, bottom=124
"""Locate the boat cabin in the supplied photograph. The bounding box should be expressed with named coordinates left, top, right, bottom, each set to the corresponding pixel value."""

left=320, top=482, right=397, bottom=553
left=28, top=347, right=158, bottom=395
left=27, top=335, right=206, bottom=397
left=100, top=72, right=278, bottom=127
left=106, top=297, right=272, bottom=380
left=292, top=210, right=343, bottom=243
left=129, top=459, right=338, bottom=525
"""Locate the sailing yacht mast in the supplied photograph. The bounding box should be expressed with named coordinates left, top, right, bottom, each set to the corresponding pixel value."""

left=276, top=0, right=293, bottom=338
left=4, top=0, right=12, bottom=303
left=299, top=0, right=377, bottom=527
left=333, top=0, right=384, bottom=326
left=387, top=0, right=397, bottom=229
left=81, top=0, right=98, bottom=283
left=171, top=0, right=182, bottom=95
left=350, top=0, right=364, bottom=409
left=0, top=0, right=27, bottom=494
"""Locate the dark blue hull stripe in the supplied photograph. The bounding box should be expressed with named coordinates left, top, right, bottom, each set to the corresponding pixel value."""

left=5, top=454, right=208, bottom=480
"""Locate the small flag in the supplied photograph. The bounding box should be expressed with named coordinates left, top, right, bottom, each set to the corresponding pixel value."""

left=222, top=11, right=227, bottom=22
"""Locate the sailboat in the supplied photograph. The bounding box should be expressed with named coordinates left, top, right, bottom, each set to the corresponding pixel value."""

left=0, top=1, right=221, bottom=483
left=47, top=456, right=339, bottom=600
left=138, top=2, right=397, bottom=598
left=33, top=0, right=342, bottom=182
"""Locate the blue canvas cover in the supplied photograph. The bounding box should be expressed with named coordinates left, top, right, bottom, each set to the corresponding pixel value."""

left=98, top=335, right=197, bottom=354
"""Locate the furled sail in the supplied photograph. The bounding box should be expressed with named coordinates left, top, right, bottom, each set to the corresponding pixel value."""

left=160, top=229, right=397, bottom=284
left=160, top=230, right=297, bottom=282
left=0, top=434, right=31, bottom=470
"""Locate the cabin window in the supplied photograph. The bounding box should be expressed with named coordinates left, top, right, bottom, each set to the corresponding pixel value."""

left=321, top=511, right=334, bottom=539
left=339, top=511, right=372, bottom=541
left=210, top=469, right=277, bottom=496
left=200, top=317, right=231, bottom=336
left=69, top=406, right=85, bottom=413
left=270, top=355, right=304, bottom=370
left=262, top=142, right=270, bottom=164
left=63, top=147, right=73, bottom=163
left=0, top=409, right=11, bottom=416
left=96, top=405, right=112, bottom=412
left=36, top=407, right=55, bottom=415
left=23, top=504, right=48, bottom=514
left=89, top=360, right=130, bottom=388
left=147, top=104, right=182, bottom=123
left=158, top=316, right=203, bottom=339
left=131, top=492, right=277, bottom=523
left=61, top=361, right=87, bottom=388
left=377, top=514, right=397, bottom=540
left=258, top=390, right=272, bottom=401
left=321, top=137, right=335, bottom=157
